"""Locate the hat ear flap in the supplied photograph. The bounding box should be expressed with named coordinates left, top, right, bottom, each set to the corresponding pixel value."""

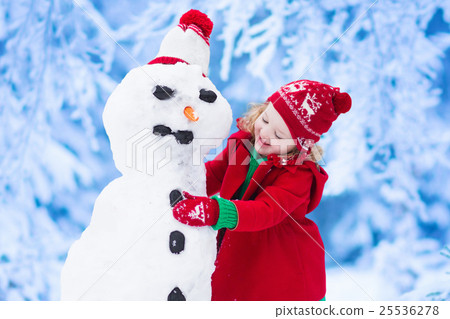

left=333, top=92, right=352, bottom=115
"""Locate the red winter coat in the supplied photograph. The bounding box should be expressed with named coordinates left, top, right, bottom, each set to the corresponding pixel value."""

left=206, top=128, right=328, bottom=301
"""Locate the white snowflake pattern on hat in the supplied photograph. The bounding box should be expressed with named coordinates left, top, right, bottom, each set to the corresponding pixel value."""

left=283, top=80, right=308, bottom=93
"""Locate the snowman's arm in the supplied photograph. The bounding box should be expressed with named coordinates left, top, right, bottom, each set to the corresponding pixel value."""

left=231, top=169, right=314, bottom=232
left=205, top=144, right=229, bottom=197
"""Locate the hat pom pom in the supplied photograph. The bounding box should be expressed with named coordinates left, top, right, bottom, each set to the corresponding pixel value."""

left=333, top=92, right=352, bottom=115
left=180, top=9, right=213, bottom=38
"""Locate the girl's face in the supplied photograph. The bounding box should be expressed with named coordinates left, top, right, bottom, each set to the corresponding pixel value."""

left=254, top=103, right=296, bottom=156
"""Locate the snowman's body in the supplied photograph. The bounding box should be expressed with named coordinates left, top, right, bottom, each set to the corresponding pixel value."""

left=61, top=62, right=232, bottom=300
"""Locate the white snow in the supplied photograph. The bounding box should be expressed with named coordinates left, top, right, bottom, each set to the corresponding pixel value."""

left=327, top=263, right=450, bottom=301
left=327, top=241, right=450, bottom=301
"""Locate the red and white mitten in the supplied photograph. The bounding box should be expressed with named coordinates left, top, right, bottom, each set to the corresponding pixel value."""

left=172, top=191, right=219, bottom=227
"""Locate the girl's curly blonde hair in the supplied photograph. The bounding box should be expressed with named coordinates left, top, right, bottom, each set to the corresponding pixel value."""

left=239, top=102, right=324, bottom=164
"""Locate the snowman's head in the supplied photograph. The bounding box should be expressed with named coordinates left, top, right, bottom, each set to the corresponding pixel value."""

left=103, top=10, right=232, bottom=175
left=103, top=62, right=232, bottom=175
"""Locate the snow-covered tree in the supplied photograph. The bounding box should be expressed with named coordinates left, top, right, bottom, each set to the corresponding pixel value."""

left=0, top=0, right=117, bottom=300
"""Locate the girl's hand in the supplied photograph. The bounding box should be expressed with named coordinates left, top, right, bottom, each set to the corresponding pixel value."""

left=172, top=191, right=220, bottom=227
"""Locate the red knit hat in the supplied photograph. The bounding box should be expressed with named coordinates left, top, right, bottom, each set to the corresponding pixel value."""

left=267, top=80, right=352, bottom=150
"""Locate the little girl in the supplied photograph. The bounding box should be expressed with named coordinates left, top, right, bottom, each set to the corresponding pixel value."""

left=173, top=79, right=351, bottom=301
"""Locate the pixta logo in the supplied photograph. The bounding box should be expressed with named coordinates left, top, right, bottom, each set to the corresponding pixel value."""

left=125, top=128, right=324, bottom=176
left=126, top=128, right=172, bottom=175
left=125, top=128, right=224, bottom=176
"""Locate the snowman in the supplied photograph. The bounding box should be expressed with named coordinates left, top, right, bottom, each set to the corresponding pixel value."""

left=60, top=10, right=232, bottom=300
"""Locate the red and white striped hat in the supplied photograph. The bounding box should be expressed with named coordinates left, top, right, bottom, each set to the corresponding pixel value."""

left=148, top=10, right=213, bottom=76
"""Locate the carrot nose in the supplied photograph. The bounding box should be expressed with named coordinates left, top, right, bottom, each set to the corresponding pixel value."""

left=184, top=106, right=199, bottom=122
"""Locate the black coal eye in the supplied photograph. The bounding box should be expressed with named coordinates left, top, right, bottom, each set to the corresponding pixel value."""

left=199, top=89, right=217, bottom=103
left=153, top=85, right=174, bottom=100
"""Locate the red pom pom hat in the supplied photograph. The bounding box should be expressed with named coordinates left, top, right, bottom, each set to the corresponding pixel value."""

left=267, top=80, right=352, bottom=150
left=148, top=9, right=213, bottom=76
